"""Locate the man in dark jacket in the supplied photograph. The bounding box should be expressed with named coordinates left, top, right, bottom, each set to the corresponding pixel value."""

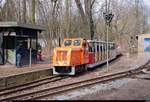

left=16, top=44, right=25, bottom=68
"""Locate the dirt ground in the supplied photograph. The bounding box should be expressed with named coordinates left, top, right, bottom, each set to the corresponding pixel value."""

left=0, top=53, right=149, bottom=100
left=39, top=53, right=150, bottom=100
left=70, top=74, right=150, bottom=100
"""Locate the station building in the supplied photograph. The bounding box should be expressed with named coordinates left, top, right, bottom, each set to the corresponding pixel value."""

left=0, top=22, right=45, bottom=66
left=138, top=33, right=150, bottom=53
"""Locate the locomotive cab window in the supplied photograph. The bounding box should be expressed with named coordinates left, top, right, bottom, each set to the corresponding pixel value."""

left=73, top=40, right=81, bottom=46
left=64, top=40, right=72, bottom=46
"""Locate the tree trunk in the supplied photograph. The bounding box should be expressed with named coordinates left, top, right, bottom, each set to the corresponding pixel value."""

left=75, top=0, right=95, bottom=39
left=89, top=6, right=95, bottom=40
left=32, top=0, right=36, bottom=24
left=22, top=0, right=26, bottom=23
left=75, top=0, right=87, bottom=25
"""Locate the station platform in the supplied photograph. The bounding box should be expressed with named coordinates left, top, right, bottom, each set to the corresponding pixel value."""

left=0, top=61, right=52, bottom=77
left=0, top=60, right=53, bottom=90
left=0, top=52, right=149, bottom=90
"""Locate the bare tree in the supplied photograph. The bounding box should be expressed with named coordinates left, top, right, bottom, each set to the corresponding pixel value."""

left=75, top=0, right=95, bottom=39
left=0, top=0, right=149, bottom=54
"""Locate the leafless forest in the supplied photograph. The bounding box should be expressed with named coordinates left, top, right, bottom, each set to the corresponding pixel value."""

left=0, top=0, right=149, bottom=56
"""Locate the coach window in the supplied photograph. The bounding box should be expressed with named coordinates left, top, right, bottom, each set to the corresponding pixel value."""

left=64, top=40, right=72, bottom=46
left=110, top=44, right=112, bottom=50
left=108, top=44, right=111, bottom=50
left=74, top=40, right=81, bottom=46
left=100, top=43, right=103, bottom=52
left=88, top=43, right=92, bottom=52
left=114, top=44, right=116, bottom=49
left=97, top=44, right=99, bottom=52
left=111, top=43, right=115, bottom=49
left=103, top=43, right=106, bottom=51
left=108, top=43, right=111, bottom=50
left=90, top=43, right=94, bottom=52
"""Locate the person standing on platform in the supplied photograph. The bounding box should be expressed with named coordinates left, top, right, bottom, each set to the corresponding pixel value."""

left=37, top=43, right=43, bottom=61
left=16, top=43, right=25, bottom=68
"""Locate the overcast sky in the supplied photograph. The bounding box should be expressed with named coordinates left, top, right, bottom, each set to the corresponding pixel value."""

left=144, top=0, right=150, bottom=7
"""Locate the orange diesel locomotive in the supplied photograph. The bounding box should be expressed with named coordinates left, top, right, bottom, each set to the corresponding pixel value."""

left=53, top=38, right=120, bottom=75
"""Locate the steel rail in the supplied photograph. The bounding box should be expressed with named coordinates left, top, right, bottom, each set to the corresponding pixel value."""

left=1, top=61, right=149, bottom=101
left=25, top=61, right=150, bottom=100
left=0, top=75, right=68, bottom=98
left=0, top=55, right=122, bottom=100
left=142, top=66, right=150, bottom=74
left=31, top=67, right=149, bottom=100
left=0, top=75, right=58, bottom=92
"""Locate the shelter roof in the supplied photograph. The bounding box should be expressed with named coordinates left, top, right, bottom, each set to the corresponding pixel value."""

left=0, top=22, right=46, bottom=31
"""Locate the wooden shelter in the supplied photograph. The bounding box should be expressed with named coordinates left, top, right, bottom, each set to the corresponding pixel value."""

left=0, top=22, right=45, bottom=66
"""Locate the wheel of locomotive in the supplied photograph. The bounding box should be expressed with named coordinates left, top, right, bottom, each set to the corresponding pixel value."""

left=84, top=64, right=88, bottom=72
left=81, top=65, right=84, bottom=72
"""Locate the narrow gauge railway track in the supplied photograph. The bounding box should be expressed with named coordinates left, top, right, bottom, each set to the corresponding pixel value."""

left=0, top=55, right=121, bottom=96
left=0, top=55, right=122, bottom=101
left=1, top=61, right=149, bottom=101
left=0, top=75, right=68, bottom=99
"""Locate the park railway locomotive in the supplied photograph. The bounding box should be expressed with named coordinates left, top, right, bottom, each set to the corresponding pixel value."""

left=52, top=38, right=121, bottom=75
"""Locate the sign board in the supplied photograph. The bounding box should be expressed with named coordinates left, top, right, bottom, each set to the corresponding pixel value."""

left=7, top=50, right=16, bottom=64
left=144, top=38, right=150, bottom=52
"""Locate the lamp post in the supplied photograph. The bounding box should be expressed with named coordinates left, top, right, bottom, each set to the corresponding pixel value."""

left=103, top=12, right=114, bottom=72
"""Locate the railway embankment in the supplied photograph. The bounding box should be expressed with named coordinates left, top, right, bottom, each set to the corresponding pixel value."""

left=0, top=64, right=53, bottom=90
left=0, top=52, right=149, bottom=100
left=0, top=52, right=149, bottom=96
